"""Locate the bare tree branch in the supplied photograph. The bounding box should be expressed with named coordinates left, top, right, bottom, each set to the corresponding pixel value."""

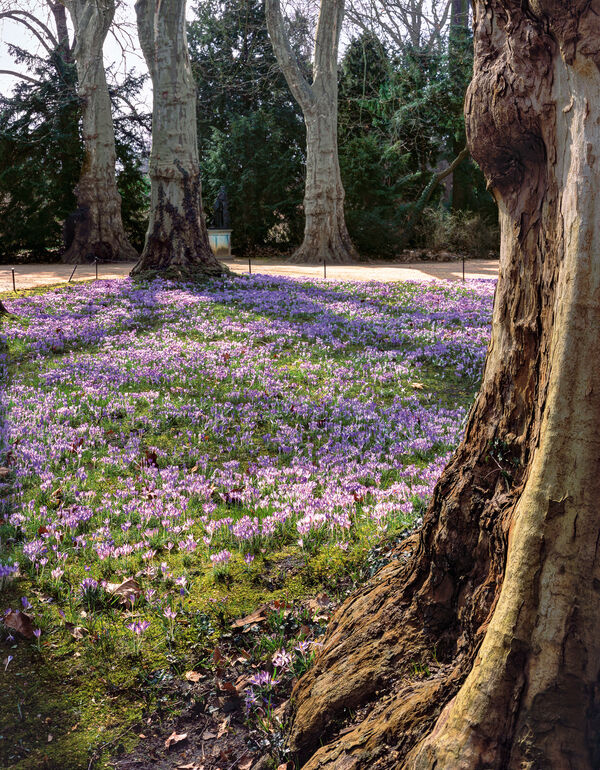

left=0, top=68, right=43, bottom=84
left=0, top=10, right=57, bottom=54
left=265, top=0, right=315, bottom=112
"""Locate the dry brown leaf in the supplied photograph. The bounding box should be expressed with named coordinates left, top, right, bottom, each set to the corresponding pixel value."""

left=47, top=734, right=53, bottom=743
left=65, top=623, right=88, bottom=640
left=177, top=764, right=203, bottom=770
left=230, top=605, right=268, bottom=629
left=239, top=759, right=253, bottom=770
left=234, top=674, right=252, bottom=691
left=306, top=593, right=332, bottom=616
left=212, top=646, right=223, bottom=664
left=4, top=610, right=34, bottom=639
left=184, top=670, right=203, bottom=683
left=201, top=730, right=217, bottom=740
left=165, top=731, right=188, bottom=749
left=106, top=578, right=141, bottom=604
left=216, top=717, right=230, bottom=739
left=410, top=382, right=424, bottom=390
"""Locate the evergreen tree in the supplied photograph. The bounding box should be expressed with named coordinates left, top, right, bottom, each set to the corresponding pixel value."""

left=0, top=47, right=81, bottom=259
left=187, top=0, right=305, bottom=253
left=0, top=46, right=149, bottom=260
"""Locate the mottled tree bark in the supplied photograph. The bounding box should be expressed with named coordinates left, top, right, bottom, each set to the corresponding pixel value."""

left=286, top=3, right=600, bottom=768
left=266, top=0, right=358, bottom=264
left=131, top=0, right=225, bottom=279
left=61, top=0, right=137, bottom=264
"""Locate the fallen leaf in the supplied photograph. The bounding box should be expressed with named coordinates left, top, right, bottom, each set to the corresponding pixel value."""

left=4, top=610, right=34, bottom=639
left=239, top=760, right=253, bottom=770
left=177, top=764, right=204, bottom=770
left=47, top=734, right=53, bottom=743
left=212, top=647, right=226, bottom=665
left=230, top=605, right=268, bottom=629
left=106, top=578, right=141, bottom=604
left=165, top=731, right=188, bottom=749
left=185, top=670, right=203, bottom=683
left=65, top=623, right=88, bottom=640
left=219, top=681, right=238, bottom=695
left=138, top=733, right=146, bottom=739
left=306, top=593, right=332, bottom=615
left=217, top=717, right=230, bottom=738
left=410, top=382, right=424, bottom=390
left=201, top=730, right=217, bottom=740
left=234, top=674, right=252, bottom=691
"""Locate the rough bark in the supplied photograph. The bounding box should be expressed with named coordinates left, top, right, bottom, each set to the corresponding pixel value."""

left=131, top=0, right=225, bottom=279
left=61, top=0, right=137, bottom=264
left=265, top=0, right=358, bottom=264
left=286, top=2, right=600, bottom=768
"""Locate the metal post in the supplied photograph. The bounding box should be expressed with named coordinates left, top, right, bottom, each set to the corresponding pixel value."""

left=462, top=257, right=465, bottom=283
left=248, top=257, right=251, bottom=275
left=323, top=257, right=327, bottom=280
left=95, top=259, right=98, bottom=281
left=68, top=264, right=78, bottom=282
left=11, top=268, right=16, bottom=292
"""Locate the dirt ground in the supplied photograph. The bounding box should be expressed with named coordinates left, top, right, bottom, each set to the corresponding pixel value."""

left=0, top=258, right=499, bottom=292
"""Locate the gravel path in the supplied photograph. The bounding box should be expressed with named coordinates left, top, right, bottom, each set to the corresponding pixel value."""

left=0, top=258, right=499, bottom=292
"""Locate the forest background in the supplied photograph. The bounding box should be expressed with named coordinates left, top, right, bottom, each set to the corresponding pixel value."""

left=0, top=0, right=498, bottom=262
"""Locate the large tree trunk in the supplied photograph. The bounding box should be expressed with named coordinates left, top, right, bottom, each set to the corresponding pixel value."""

left=61, top=0, right=137, bottom=264
left=285, top=3, right=600, bottom=768
left=131, top=0, right=225, bottom=279
left=448, top=0, right=470, bottom=211
left=266, top=0, right=358, bottom=264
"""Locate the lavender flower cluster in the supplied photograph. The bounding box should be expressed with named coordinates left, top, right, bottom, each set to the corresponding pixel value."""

left=1, top=274, right=494, bottom=602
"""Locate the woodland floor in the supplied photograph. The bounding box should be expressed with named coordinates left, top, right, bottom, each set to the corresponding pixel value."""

left=0, top=274, right=494, bottom=769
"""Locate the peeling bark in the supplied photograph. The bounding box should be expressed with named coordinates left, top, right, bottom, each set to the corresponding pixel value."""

left=266, top=0, right=358, bottom=264
left=61, top=0, right=137, bottom=264
left=131, top=0, right=226, bottom=279
left=287, top=2, right=600, bottom=768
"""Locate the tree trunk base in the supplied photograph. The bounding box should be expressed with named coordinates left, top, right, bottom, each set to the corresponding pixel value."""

left=286, top=535, right=466, bottom=768
left=287, top=239, right=359, bottom=265
left=129, top=260, right=229, bottom=283
left=61, top=239, right=138, bottom=264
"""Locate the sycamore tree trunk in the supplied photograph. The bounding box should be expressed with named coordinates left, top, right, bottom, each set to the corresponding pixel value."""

left=61, top=0, right=137, bottom=264
left=449, top=0, right=470, bottom=211
left=286, top=3, right=600, bottom=768
left=266, top=0, right=358, bottom=264
left=131, top=0, right=225, bottom=279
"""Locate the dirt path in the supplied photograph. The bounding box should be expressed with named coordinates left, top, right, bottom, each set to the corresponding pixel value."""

left=0, top=258, right=499, bottom=292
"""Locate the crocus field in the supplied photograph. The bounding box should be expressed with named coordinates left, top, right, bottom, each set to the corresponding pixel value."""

left=0, top=274, right=494, bottom=769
